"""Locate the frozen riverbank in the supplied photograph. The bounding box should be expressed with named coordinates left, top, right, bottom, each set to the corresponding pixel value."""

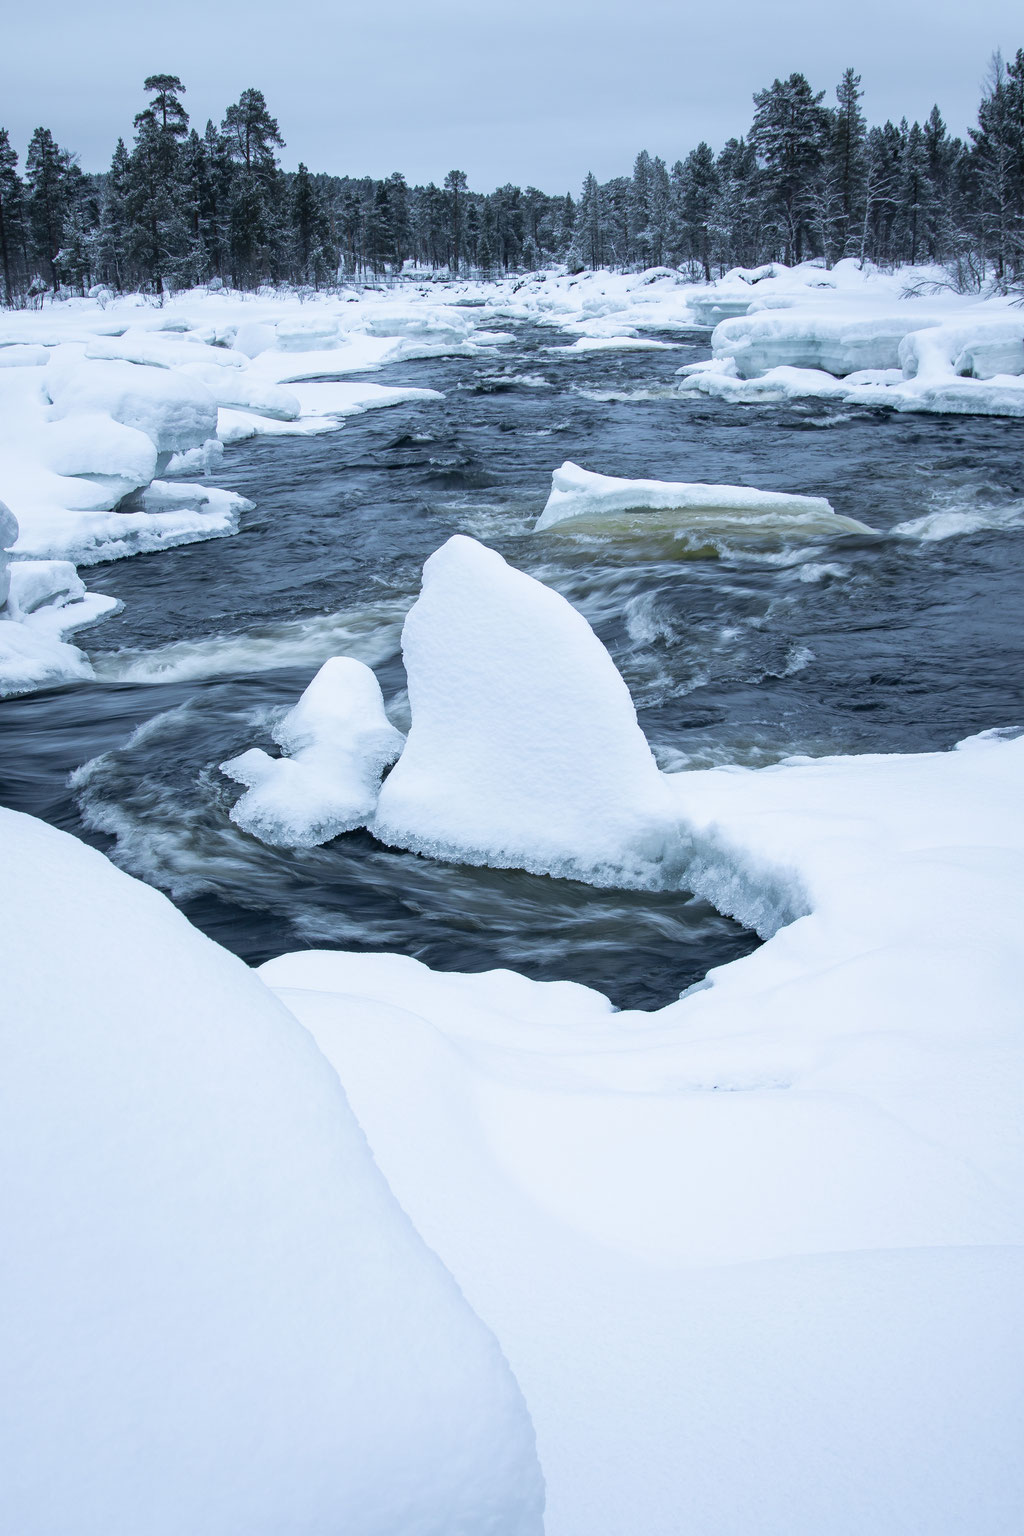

left=3, top=263, right=1022, bottom=694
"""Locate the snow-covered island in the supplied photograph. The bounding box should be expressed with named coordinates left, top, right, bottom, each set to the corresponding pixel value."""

left=3, top=265, right=1024, bottom=1536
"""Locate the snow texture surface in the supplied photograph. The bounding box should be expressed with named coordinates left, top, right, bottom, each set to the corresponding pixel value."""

left=0, top=807, right=544, bottom=1536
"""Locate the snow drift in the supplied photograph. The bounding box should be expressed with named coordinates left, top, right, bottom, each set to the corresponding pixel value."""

left=0, top=806, right=544, bottom=1536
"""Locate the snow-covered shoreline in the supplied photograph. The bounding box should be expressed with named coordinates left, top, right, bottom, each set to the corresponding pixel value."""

left=2, top=261, right=1022, bottom=695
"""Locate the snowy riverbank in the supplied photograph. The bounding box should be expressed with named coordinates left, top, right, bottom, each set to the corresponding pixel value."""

left=2, top=263, right=1022, bottom=695
left=5, top=538, right=1024, bottom=1532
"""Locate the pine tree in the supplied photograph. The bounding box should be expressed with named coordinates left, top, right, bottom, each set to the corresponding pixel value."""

left=222, top=88, right=286, bottom=286
left=830, top=68, right=867, bottom=257
left=0, top=129, right=26, bottom=303
left=98, top=138, right=131, bottom=289
left=126, top=74, right=191, bottom=291
left=970, top=50, right=1024, bottom=284
left=575, top=172, right=603, bottom=268
left=679, top=143, right=719, bottom=279
left=25, top=127, right=68, bottom=286
left=291, top=163, right=335, bottom=285
left=443, top=169, right=467, bottom=273
left=558, top=192, right=576, bottom=257
left=750, top=73, right=830, bottom=263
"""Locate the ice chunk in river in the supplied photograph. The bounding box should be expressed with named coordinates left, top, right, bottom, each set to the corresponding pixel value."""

left=535, top=461, right=871, bottom=538
left=373, top=535, right=673, bottom=883
left=222, top=656, right=405, bottom=847
left=0, top=807, right=544, bottom=1535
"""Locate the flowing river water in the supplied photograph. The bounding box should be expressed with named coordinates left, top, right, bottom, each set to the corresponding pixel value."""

left=3, top=320, right=1023, bottom=1007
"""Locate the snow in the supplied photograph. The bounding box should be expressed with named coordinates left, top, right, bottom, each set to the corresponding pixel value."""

left=0, top=806, right=544, bottom=1536
left=222, top=656, right=405, bottom=847
left=0, top=506, right=120, bottom=696
left=374, top=535, right=674, bottom=883
left=553, top=335, right=680, bottom=353
left=46, top=345, right=220, bottom=455
left=0, top=287, right=490, bottom=696
left=535, top=460, right=870, bottom=538
left=257, top=555, right=1024, bottom=1534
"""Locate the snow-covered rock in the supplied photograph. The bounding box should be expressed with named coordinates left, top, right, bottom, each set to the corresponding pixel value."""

left=374, top=536, right=673, bottom=882
left=0, top=507, right=119, bottom=697
left=0, top=806, right=544, bottom=1536
left=0, top=498, right=16, bottom=608
left=222, top=657, right=406, bottom=847
left=46, top=350, right=219, bottom=457
left=40, top=411, right=158, bottom=499
left=712, top=310, right=930, bottom=378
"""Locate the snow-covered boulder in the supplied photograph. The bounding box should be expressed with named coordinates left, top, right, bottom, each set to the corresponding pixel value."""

left=40, top=412, right=158, bottom=501
left=5, top=558, right=86, bottom=621
left=535, top=461, right=867, bottom=537
left=46, top=351, right=219, bottom=457
left=231, top=319, right=277, bottom=357
left=179, top=360, right=301, bottom=420
left=0, top=499, right=16, bottom=608
left=0, top=807, right=544, bottom=1536
left=712, top=311, right=928, bottom=378
left=275, top=316, right=343, bottom=351
left=374, top=536, right=673, bottom=883
left=0, top=549, right=119, bottom=697
left=222, top=657, right=405, bottom=847
left=0, top=343, right=50, bottom=367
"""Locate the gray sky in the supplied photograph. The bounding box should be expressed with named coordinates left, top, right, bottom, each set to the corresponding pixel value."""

left=4, top=0, right=1021, bottom=189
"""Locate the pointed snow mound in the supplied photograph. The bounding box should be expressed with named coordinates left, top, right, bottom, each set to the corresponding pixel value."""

left=373, top=535, right=673, bottom=883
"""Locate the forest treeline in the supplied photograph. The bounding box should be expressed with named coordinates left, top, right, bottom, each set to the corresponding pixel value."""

left=1, top=54, right=1024, bottom=304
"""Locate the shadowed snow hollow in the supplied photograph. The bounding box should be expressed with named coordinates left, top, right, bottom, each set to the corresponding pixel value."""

left=0, top=808, right=544, bottom=1536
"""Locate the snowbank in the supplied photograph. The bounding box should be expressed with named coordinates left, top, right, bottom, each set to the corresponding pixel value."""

left=257, top=558, right=1024, bottom=1534
left=0, top=806, right=544, bottom=1536
left=374, top=535, right=673, bottom=882
left=222, top=656, right=405, bottom=847
left=535, top=461, right=870, bottom=540
left=0, top=506, right=120, bottom=696
left=0, top=286, right=485, bottom=696
left=684, top=265, right=1024, bottom=416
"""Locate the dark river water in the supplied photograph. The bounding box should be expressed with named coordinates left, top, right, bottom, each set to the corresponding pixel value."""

left=3, top=321, right=1023, bottom=1007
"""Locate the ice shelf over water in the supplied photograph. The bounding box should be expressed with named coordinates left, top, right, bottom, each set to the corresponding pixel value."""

left=535, top=460, right=871, bottom=538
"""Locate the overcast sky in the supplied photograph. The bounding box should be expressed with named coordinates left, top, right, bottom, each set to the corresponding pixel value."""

left=3, top=0, right=1021, bottom=189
